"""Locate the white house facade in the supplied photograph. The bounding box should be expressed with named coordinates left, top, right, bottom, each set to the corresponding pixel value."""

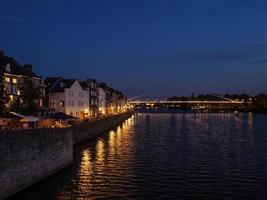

left=49, top=79, right=90, bottom=119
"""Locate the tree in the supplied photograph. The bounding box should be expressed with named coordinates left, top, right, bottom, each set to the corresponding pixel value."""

left=190, top=93, right=196, bottom=100
left=12, top=77, right=40, bottom=114
left=253, top=94, right=267, bottom=112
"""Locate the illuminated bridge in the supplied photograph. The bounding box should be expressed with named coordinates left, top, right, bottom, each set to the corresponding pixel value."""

left=128, top=100, right=245, bottom=105
left=128, top=100, right=249, bottom=111
left=128, top=94, right=251, bottom=111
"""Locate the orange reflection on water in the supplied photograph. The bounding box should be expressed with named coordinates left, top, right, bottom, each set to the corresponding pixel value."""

left=108, top=116, right=134, bottom=164
left=96, top=139, right=105, bottom=166
left=109, top=130, right=116, bottom=157
left=72, top=116, right=135, bottom=200
left=74, top=149, right=93, bottom=199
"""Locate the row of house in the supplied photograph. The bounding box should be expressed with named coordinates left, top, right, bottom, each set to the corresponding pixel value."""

left=0, top=51, right=127, bottom=119
left=46, top=77, right=127, bottom=119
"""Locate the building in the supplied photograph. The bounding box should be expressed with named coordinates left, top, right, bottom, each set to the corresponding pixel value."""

left=0, top=51, right=46, bottom=109
left=117, top=91, right=127, bottom=112
left=86, top=78, right=99, bottom=117
left=98, top=83, right=107, bottom=116
left=110, top=89, right=118, bottom=113
left=44, top=77, right=65, bottom=108
left=78, top=80, right=91, bottom=116
left=99, top=84, right=127, bottom=115
left=48, top=78, right=89, bottom=119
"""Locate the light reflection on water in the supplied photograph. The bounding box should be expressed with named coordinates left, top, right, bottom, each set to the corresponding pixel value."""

left=10, top=113, right=267, bottom=200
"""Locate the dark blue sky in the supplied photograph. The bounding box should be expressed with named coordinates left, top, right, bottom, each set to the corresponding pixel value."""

left=1, top=0, right=267, bottom=98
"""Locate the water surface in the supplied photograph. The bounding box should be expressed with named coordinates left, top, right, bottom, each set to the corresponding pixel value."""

left=10, top=113, right=267, bottom=200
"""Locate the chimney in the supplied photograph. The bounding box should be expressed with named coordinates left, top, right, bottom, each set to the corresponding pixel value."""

left=23, top=64, right=32, bottom=72
left=0, top=51, right=4, bottom=57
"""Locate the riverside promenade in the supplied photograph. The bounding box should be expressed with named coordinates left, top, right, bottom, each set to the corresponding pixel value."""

left=0, top=111, right=133, bottom=200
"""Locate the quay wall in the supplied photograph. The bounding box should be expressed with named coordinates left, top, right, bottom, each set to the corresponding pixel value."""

left=0, top=128, right=73, bottom=200
left=72, top=112, right=133, bottom=145
left=0, top=111, right=133, bottom=200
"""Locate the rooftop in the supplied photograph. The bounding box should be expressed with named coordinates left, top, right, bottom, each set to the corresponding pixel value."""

left=49, top=79, right=76, bottom=93
left=0, top=52, right=39, bottom=77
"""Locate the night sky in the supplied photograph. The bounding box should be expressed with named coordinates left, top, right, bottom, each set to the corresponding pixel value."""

left=1, top=0, right=267, bottom=99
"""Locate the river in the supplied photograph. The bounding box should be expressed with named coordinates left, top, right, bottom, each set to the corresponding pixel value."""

left=9, top=112, right=267, bottom=200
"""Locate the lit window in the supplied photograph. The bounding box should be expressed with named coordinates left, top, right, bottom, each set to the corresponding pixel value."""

left=9, top=95, right=14, bottom=102
left=40, top=99, right=43, bottom=107
left=60, top=101, right=65, bottom=107
left=12, top=78, right=17, bottom=84
left=17, top=90, right=20, bottom=95
left=5, top=77, right=10, bottom=83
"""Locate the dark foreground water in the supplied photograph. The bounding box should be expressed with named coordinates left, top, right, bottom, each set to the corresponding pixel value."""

left=10, top=113, right=267, bottom=200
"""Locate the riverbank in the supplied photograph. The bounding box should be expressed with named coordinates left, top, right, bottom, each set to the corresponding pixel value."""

left=0, top=111, right=133, bottom=200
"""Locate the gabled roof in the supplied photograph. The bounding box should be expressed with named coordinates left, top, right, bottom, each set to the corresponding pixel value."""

left=0, top=55, right=38, bottom=77
left=79, top=81, right=90, bottom=90
left=45, top=77, right=62, bottom=90
left=49, top=79, right=76, bottom=93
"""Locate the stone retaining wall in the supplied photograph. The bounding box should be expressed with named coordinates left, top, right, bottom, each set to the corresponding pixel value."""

left=0, top=111, right=133, bottom=199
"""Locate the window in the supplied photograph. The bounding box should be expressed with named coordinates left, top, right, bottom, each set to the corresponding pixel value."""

left=79, top=101, right=84, bottom=107
left=40, top=99, right=43, bottom=107
left=68, top=101, right=72, bottom=107
left=17, top=90, right=20, bottom=95
left=12, top=86, right=17, bottom=95
left=69, top=101, right=74, bottom=107
left=50, top=101, right=55, bottom=107
left=70, top=111, right=73, bottom=116
left=5, top=85, right=11, bottom=94
left=5, top=77, right=10, bottom=83
left=69, top=91, right=74, bottom=97
left=60, top=101, right=65, bottom=107
left=41, top=88, right=45, bottom=96
left=12, top=78, right=17, bottom=84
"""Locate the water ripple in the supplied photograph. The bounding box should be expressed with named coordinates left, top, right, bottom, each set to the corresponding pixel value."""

left=10, top=113, right=267, bottom=200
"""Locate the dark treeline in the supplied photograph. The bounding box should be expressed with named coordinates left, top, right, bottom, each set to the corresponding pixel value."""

left=168, top=93, right=267, bottom=112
